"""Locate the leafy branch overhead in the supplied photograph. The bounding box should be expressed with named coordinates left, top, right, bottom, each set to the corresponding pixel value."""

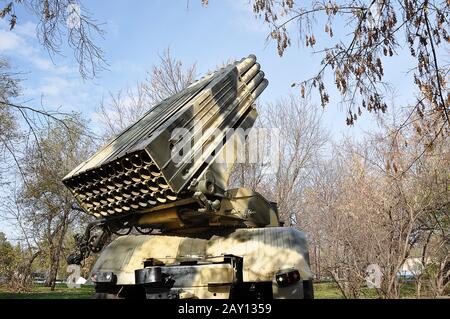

left=0, top=0, right=107, bottom=79
left=205, top=0, right=449, bottom=129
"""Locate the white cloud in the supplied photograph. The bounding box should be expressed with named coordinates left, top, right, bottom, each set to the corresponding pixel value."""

left=38, top=76, right=72, bottom=96
left=106, top=19, right=120, bottom=37
left=0, top=21, right=74, bottom=74
left=0, top=21, right=99, bottom=114
left=0, top=20, right=142, bottom=128
left=225, top=0, right=268, bottom=34
left=109, top=59, right=143, bottom=74
left=15, top=21, right=37, bottom=38
left=0, top=29, right=24, bottom=51
left=29, top=55, right=74, bottom=74
left=24, top=75, right=95, bottom=107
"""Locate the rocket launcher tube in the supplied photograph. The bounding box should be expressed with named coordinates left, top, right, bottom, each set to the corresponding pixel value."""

left=63, top=55, right=268, bottom=218
left=169, top=71, right=266, bottom=186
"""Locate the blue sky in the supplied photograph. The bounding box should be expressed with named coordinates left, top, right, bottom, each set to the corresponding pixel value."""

left=0, top=0, right=421, bottom=239
left=0, top=1, right=420, bottom=132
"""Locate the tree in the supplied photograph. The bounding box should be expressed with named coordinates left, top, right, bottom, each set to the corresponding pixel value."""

left=97, top=48, right=197, bottom=139
left=1, top=1, right=105, bottom=179
left=1, top=59, right=95, bottom=290
left=203, top=1, right=449, bottom=131
left=0, top=59, right=20, bottom=184
left=0, top=0, right=106, bottom=79
left=1, top=56, right=87, bottom=187
left=17, top=114, right=95, bottom=290
left=0, top=232, right=19, bottom=286
left=229, top=96, right=329, bottom=223
left=301, top=107, right=449, bottom=298
left=143, top=48, right=197, bottom=105
left=263, top=97, right=328, bottom=222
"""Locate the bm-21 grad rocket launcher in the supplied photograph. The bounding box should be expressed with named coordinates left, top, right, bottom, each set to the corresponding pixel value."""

left=63, top=55, right=314, bottom=299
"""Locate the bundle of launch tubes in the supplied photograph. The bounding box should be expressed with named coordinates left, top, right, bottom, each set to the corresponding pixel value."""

left=63, top=55, right=268, bottom=218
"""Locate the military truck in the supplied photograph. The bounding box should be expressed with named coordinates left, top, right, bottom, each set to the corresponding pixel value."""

left=63, top=55, right=314, bottom=299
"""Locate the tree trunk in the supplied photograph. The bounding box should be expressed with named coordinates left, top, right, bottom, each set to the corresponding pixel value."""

left=330, top=269, right=349, bottom=299
left=19, top=251, right=40, bottom=288
left=45, top=251, right=58, bottom=289
left=44, top=244, right=56, bottom=288
left=50, top=210, right=70, bottom=291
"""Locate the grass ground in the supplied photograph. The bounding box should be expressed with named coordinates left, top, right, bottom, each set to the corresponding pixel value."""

left=0, top=282, right=423, bottom=299
left=314, top=281, right=423, bottom=299
left=314, top=282, right=345, bottom=299
left=0, top=284, right=95, bottom=299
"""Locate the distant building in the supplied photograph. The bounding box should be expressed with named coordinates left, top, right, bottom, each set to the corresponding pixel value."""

left=398, top=257, right=427, bottom=278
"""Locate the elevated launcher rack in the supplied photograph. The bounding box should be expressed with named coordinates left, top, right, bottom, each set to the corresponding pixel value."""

left=63, top=55, right=279, bottom=238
